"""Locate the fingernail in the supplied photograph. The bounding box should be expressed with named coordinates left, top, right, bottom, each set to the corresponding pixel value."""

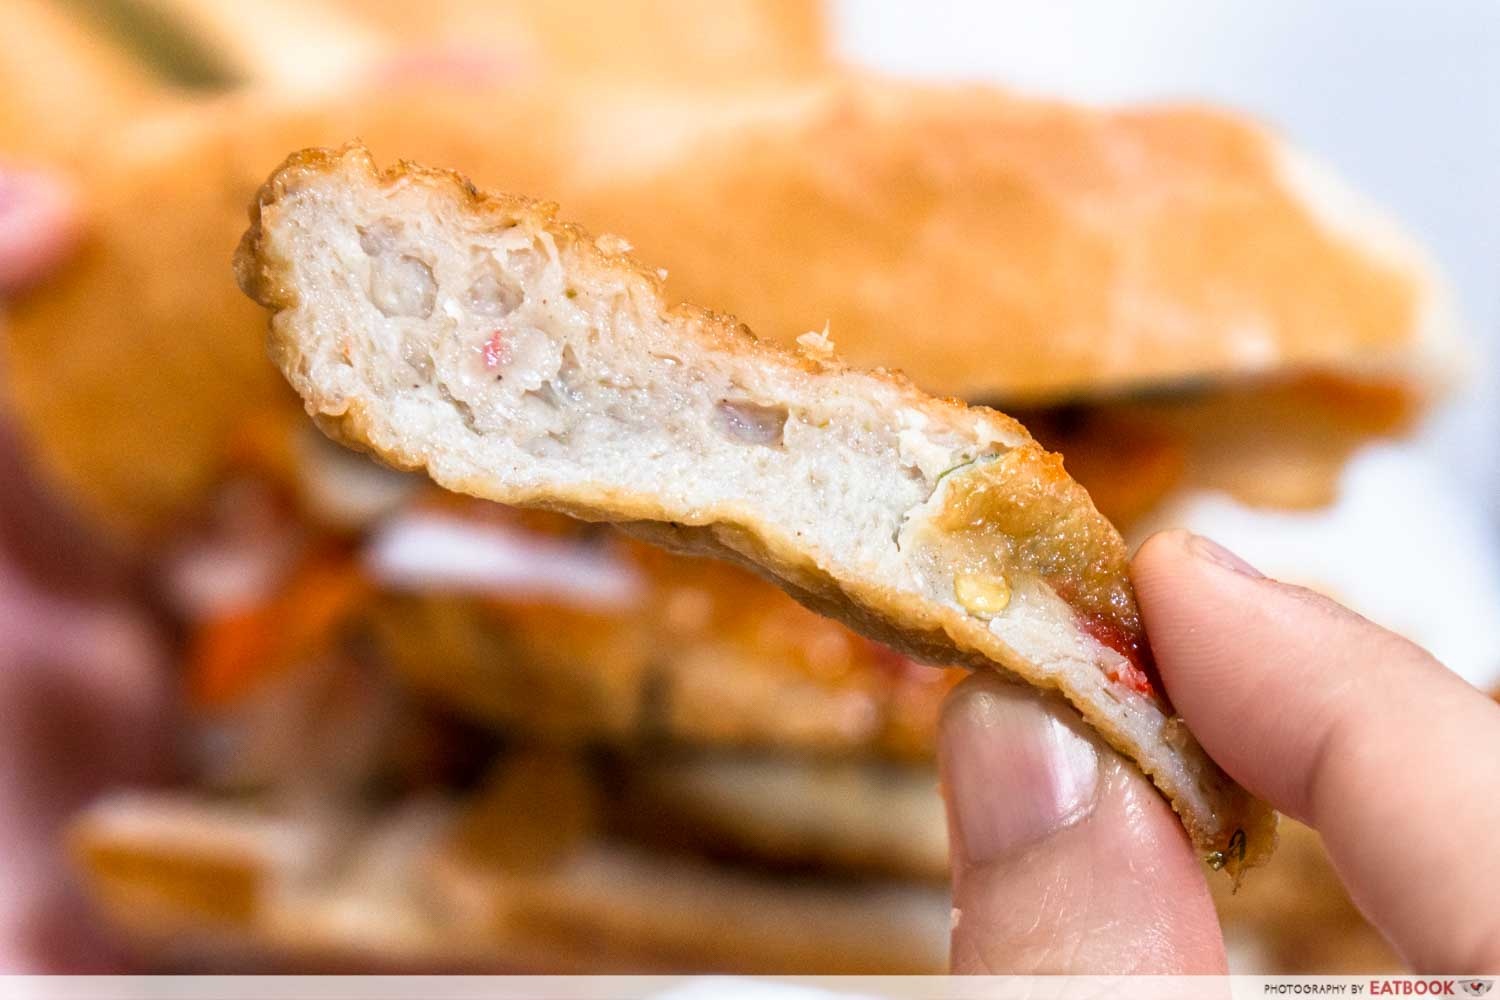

left=940, top=676, right=1099, bottom=865
left=1187, top=533, right=1264, bottom=579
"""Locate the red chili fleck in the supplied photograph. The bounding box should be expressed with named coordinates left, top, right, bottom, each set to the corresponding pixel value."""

left=482, top=328, right=509, bottom=370
left=1110, top=659, right=1155, bottom=697
left=1080, top=612, right=1162, bottom=700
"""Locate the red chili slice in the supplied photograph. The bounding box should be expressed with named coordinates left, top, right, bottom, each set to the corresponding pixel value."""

left=186, top=550, right=367, bottom=709
left=1079, top=611, right=1162, bottom=699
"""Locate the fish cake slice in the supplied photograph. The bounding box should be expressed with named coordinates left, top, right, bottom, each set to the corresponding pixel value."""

left=236, top=144, right=1275, bottom=874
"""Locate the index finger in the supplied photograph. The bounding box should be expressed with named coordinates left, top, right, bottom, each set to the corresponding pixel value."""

left=1133, top=530, right=1500, bottom=973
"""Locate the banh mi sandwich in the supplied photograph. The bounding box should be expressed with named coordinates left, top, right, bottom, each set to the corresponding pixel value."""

left=5, top=79, right=1452, bottom=541
left=12, top=79, right=1461, bottom=971
left=235, top=143, right=1275, bottom=873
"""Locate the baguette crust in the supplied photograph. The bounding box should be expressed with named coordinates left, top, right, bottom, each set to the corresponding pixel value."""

left=238, top=145, right=1275, bottom=873
left=6, top=79, right=1449, bottom=539
left=575, top=81, right=1455, bottom=403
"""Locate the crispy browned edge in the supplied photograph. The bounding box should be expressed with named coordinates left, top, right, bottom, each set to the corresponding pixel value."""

left=236, top=145, right=1276, bottom=875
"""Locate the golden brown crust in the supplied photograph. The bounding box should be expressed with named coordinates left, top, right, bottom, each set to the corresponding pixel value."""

left=572, top=80, right=1449, bottom=402
left=240, top=145, right=1275, bottom=874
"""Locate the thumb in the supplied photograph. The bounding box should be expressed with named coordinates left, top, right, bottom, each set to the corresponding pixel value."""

left=940, top=672, right=1226, bottom=973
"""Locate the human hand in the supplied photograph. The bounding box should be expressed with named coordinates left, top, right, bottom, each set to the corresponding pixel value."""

left=941, top=529, right=1500, bottom=973
left=0, top=167, right=169, bottom=972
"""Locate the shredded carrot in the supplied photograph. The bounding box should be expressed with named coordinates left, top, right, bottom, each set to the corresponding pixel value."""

left=186, top=551, right=368, bottom=709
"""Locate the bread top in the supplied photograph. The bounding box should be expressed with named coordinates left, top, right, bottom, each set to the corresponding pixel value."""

left=3, top=78, right=1450, bottom=539
left=572, top=78, right=1457, bottom=403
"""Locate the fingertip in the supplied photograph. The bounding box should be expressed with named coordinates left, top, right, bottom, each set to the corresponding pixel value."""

left=1131, top=530, right=1475, bottom=819
left=1133, top=531, right=1224, bottom=638
left=1133, top=530, right=1264, bottom=616
left=939, top=674, right=1101, bottom=870
left=941, top=669, right=1225, bottom=972
left=938, top=668, right=1030, bottom=739
left=1131, top=528, right=1196, bottom=579
left=1135, top=530, right=1353, bottom=640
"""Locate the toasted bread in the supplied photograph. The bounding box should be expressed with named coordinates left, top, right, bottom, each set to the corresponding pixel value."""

left=4, top=79, right=1450, bottom=539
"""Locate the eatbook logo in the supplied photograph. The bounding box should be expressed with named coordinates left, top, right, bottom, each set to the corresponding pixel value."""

left=1460, top=982, right=1494, bottom=997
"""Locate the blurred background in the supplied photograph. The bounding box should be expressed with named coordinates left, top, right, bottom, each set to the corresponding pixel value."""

left=0, top=0, right=1496, bottom=978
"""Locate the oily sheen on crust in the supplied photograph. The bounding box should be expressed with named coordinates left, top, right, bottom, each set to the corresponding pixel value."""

left=237, top=145, right=1275, bottom=875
